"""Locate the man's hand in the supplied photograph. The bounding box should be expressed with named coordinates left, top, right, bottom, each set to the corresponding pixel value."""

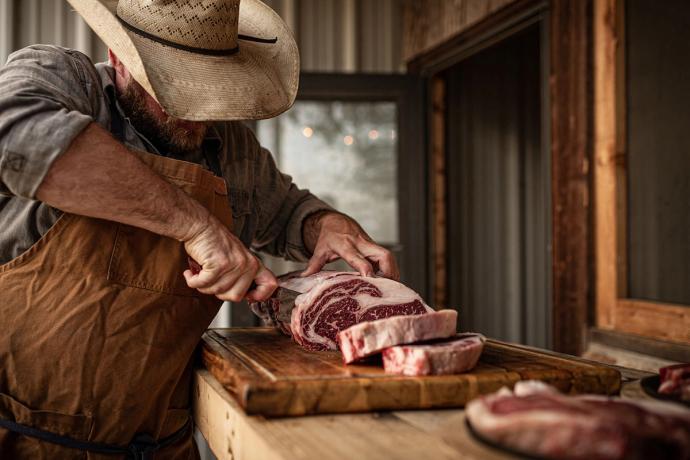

left=182, top=214, right=278, bottom=302
left=301, top=211, right=399, bottom=280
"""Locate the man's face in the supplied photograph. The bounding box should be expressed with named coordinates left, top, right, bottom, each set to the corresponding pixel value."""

left=113, top=57, right=209, bottom=157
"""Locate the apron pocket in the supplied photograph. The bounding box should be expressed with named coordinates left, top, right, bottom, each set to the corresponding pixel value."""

left=108, top=223, right=196, bottom=297
left=0, top=392, right=93, bottom=458
left=107, top=177, right=201, bottom=297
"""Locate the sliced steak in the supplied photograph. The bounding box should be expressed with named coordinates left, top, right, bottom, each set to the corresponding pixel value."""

left=252, top=271, right=432, bottom=351
left=293, top=274, right=432, bottom=351
left=381, top=333, right=485, bottom=376
left=466, top=380, right=690, bottom=460
left=337, top=310, right=458, bottom=364
left=659, top=363, right=690, bottom=402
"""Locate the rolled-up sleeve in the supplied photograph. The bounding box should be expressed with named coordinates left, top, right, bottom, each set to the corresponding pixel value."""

left=249, top=138, right=334, bottom=262
left=0, top=45, right=95, bottom=198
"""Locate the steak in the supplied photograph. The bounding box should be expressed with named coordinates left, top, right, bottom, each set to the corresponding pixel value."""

left=466, top=380, right=690, bottom=460
left=381, top=333, right=485, bottom=376
left=250, top=270, right=344, bottom=336
left=337, top=310, right=458, bottom=364
left=252, top=271, right=432, bottom=351
left=659, top=363, right=690, bottom=402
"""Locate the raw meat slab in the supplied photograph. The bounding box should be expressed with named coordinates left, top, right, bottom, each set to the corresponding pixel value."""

left=382, top=333, right=485, bottom=376
left=337, top=310, right=458, bottom=364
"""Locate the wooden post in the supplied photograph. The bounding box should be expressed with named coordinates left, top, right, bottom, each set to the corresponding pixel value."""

left=593, top=0, right=619, bottom=330
left=430, top=77, right=447, bottom=309
left=550, top=0, right=592, bottom=354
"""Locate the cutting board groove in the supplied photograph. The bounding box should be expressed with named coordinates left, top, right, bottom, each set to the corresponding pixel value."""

left=201, top=328, right=621, bottom=417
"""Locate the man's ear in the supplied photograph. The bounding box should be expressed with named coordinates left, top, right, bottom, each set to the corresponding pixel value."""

left=108, top=49, right=129, bottom=81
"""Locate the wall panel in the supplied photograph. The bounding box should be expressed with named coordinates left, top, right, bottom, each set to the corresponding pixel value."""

left=1, top=0, right=403, bottom=72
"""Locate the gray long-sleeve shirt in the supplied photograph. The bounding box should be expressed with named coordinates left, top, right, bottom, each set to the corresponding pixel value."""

left=0, top=45, right=331, bottom=264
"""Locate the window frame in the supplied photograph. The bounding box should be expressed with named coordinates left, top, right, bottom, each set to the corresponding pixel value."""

left=288, top=73, right=428, bottom=298
left=594, top=0, right=690, bottom=345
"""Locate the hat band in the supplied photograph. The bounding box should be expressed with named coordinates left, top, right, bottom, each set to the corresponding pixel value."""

left=116, top=14, right=278, bottom=57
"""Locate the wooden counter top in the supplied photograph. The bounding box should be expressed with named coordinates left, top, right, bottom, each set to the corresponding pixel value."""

left=193, top=346, right=653, bottom=460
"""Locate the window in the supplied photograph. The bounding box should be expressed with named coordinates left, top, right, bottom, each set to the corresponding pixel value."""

left=594, top=0, right=690, bottom=344
left=257, top=100, right=400, bottom=274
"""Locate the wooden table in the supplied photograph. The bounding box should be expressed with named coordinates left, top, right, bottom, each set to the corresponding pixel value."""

left=193, top=348, right=653, bottom=460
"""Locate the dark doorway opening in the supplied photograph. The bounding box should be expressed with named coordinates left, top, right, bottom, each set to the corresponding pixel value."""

left=444, top=25, right=550, bottom=347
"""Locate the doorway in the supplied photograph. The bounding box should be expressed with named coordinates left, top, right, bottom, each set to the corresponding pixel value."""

left=444, top=24, right=550, bottom=347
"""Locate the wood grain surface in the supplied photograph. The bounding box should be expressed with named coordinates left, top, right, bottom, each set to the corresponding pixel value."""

left=201, top=328, right=621, bottom=417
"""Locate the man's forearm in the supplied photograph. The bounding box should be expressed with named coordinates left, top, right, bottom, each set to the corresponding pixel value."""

left=36, top=122, right=208, bottom=241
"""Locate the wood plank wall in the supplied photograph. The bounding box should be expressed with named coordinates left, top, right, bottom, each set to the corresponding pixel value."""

left=402, top=0, right=518, bottom=62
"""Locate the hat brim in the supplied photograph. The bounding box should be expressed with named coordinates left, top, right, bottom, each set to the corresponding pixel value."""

left=66, top=0, right=299, bottom=121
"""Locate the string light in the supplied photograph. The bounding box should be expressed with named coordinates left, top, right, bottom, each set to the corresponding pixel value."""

left=343, top=135, right=354, bottom=146
left=302, top=126, right=313, bottom=138
left=368, top=129, right=379, bottom=140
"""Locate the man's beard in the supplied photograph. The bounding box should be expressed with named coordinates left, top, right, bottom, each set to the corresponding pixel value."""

left=117, top=80, right=208, bottom=158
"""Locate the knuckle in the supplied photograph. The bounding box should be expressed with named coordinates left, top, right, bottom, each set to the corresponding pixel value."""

left=237, top=254, right=250, bottom=269
left=248, top=258, right=260, bottom=271
left=216, top=258, right=231, bottom=272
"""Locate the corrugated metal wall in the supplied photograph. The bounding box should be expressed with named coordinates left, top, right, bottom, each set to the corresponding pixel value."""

left=0, top=0, right=108, bottom=64
left=0, top=0, right=403, bottom=72
left=445, top=25, right=550, bottom=348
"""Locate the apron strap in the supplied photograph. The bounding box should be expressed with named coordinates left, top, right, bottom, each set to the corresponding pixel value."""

left=202, top=137, right=223, bottom=178
left=0, top=415, right=191, bottom=459
left=108, top=88, right=127, bottom=143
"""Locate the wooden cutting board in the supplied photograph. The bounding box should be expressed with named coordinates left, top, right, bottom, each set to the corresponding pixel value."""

left=201, top=328, right=621, bottom=417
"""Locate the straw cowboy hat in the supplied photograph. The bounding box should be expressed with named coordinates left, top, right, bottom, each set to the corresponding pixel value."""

left=66, top=0, right=299, bottom=121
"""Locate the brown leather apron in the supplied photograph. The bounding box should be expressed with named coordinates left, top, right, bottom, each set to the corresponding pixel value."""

left=0, top=151, right=230, bottom=459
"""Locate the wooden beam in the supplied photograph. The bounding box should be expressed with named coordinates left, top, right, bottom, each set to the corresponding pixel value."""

left=593, top=0, right=619, bottom=330
left=550, top=0, right=592, bottom=355
left=430, top=76, right=447, bottom=309
left=614, top=300, right=690, bottom=344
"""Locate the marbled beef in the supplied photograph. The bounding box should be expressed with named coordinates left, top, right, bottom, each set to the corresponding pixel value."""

left=252, top=271, right=432, bottom=351
left=337, top=310, right=458, bottom=364
left=659, top=363, right=690, bottom=402
left=466, top=380, right=690, bottom=460
left=382, top=333, right=485, bottom=376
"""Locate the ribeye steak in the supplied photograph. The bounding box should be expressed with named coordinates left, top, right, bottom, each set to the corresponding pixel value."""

left=251, top=271, right=433, bottom=351
left=382, top=333, right=485, bottom=376
left=337, top=310, right=458, bottom=364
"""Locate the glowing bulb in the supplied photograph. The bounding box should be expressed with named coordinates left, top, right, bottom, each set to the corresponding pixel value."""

left=302, top=126, right=313, bottom=138
left=368, top=129, right=379, bottom=140
left=343, top=135, right=354, bottom=146
left=390, top=129, right=397, bottom=140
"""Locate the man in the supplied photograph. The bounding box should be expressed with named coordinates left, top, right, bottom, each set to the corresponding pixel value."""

left=0, top=0, right=397, bottom=457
